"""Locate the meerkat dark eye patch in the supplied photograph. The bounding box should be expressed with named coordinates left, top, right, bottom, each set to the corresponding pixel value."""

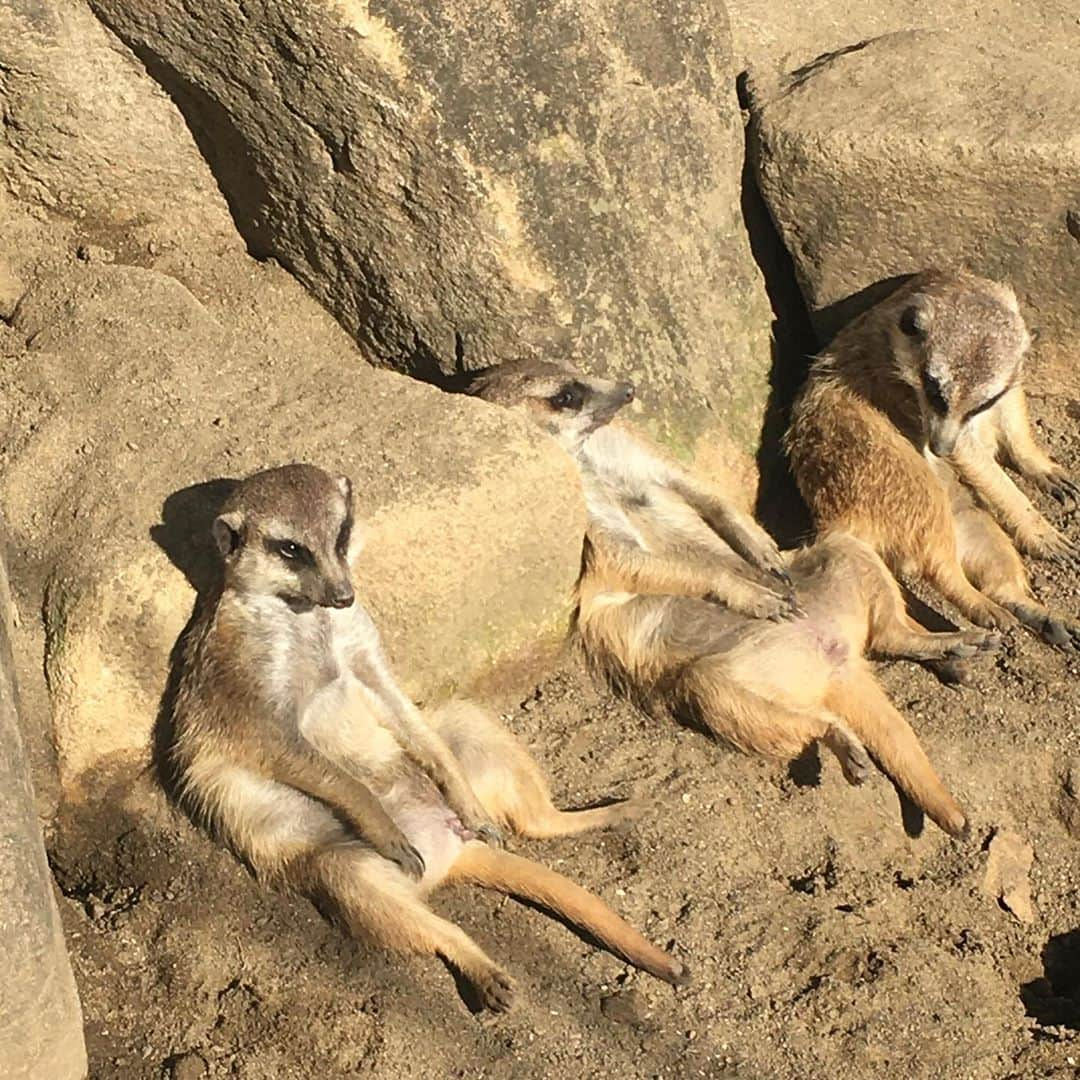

left=900, top=304, right=930, bottom=339
left=920, top=370, right=948, bottom=415
left=335, top=515, right=353, bottom=558
left=964, top=386, right=1010, bottom=422
left=266, top=538, right=314, bottom=565
left=549, top=382, right=587, bottom=411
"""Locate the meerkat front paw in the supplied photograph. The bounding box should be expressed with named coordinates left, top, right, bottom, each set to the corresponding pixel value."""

left=383, top=837, right=426, bottom=881
left=470, top=821, right=506, bottom=848
left=1031, top=467, right=1080, bottom=509
left=724, top=583, right=799, bottom=621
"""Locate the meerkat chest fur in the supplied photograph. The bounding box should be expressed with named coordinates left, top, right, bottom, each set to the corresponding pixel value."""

left=219, top=591, right=401, bottom=771
left=578, top=425, right=709, bottom=554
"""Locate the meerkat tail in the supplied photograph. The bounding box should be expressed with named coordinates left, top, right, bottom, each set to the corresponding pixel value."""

left=514, top=800, right=640, bottom=839
left=450, top=842, right=688, bottom=986
left=824, top=675, right=968, bottom=838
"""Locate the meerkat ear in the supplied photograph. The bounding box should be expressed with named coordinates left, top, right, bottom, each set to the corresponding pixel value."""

left=899, top=301, right=931, bottom=339
left=211, top=510, right=244, bottom=557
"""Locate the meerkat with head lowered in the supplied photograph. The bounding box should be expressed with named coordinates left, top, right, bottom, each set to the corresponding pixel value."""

left=786, top=268, right=1080, bottom=650
left=471, top=359, right=982, bottom=836
left=169, top=464, right=686, bottom=1012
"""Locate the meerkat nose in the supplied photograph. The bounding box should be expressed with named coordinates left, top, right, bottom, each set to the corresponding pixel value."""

left=328, top=588, right=355, bottom=609
left=618, top=382, right=635, bottom=403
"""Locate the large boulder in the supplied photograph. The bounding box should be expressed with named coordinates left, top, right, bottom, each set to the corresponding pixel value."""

left=3, top=259, right=583, bottom=798
left=0, top=1, right=583, bottom=799
left=88, top=0, right=774, bottom=471
left=748, top=31, right=1080, bottom=395
left=0, top=548, right=87, bottom=1079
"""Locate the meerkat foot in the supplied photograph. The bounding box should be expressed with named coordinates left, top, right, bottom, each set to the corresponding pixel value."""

left=966, top=599, right=1018, bottom=632
left=1016, top=608, right=1080, bottom=651
left=823, top=727, right=872, bottom=787
left=939, top=629, right=1003, bottom=659
left=470, top=966, right=516, bottom=1013
left=925, top=657, right=976, bottom=686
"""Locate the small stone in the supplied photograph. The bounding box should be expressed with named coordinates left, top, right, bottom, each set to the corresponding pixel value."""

left=1067, top=209, right=1080, bottom=243
left=983, top=828, right=1036, bottom=924
left=1064, top=761, right=1080, bottom=799
left=166, top=1051, right=208, bottom=1080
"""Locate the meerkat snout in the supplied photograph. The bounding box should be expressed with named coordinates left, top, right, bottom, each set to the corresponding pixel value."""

left=210, top=464, right=357, bottom=611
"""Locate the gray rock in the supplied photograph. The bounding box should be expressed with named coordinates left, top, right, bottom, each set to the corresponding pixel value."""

left=749, top=31, right=1080, bottom=396
left=89, top=0, right=774, bottom=466
left=0, top=548, right=88, bottom=1079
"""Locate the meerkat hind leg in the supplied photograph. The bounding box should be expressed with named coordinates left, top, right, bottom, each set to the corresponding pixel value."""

left=955, top=504, right=1080, bottom=650
left=674, top=654, right=866, bottom=779
left=294, top=843, right=515, bottom=1011
left=823, top=673, right=967, bottom=837
left=427, top=701, right=637, bottom=839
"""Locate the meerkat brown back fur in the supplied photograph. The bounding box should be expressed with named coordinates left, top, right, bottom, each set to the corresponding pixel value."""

left=169, top=464, right=686, bottom=1012
left=786, top=268, right=1080, bottom=650
left=471, top=360, right=978, bottom=835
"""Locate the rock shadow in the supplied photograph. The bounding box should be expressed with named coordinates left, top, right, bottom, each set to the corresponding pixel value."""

left=148, top=478, right=238, bottom=798
left=1022, top=929, right=1080, bottom=1029
left=738, top=73, right=817, bottom=549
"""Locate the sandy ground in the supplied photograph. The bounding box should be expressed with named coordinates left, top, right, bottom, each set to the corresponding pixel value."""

left=48, top=389, right=1080, bottom=1079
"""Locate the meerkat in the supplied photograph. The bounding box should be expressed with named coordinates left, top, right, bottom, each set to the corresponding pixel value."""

left=470, top=359, right=982, bottom=835
left=168, top=464, right=686, bottom=1012
left=786, top=268, right=1080, bottom=651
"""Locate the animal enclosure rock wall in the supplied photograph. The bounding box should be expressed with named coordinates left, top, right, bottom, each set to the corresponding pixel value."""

left=0, top=548, right=87, bottom=1080
left=89, top=0, right=774, bottom=468
left=748, top=32, right=1080, bottom=394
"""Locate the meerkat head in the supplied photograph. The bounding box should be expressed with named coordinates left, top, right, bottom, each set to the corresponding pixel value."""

left=211, top=464, right=357, bottom=612
left=887, top=273, right=1031, bottom=457
left=469, top=357, right=635, bottom=453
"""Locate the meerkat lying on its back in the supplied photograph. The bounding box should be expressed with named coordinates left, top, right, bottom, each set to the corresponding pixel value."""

left=470, top=359, right=798, bottom=622
left=471, top=360, right=982, bottom=835
left=169, top=464, right=686, bottom=1012
left=787, top=268, right=1079, bottom=651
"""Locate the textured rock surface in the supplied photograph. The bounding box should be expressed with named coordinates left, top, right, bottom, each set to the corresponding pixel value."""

left=89, top=0, right=774, bottom=465
left=748, top=31, right=1080, bottom=394
left=726, top=0, right=1080, bottom=74
left=0, top=0, right=583, bottom=798
left=0, top=549, right=87, bottom=1079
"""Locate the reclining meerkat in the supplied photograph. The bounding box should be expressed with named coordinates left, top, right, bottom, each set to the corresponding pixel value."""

left=786, top=268, right=1079, bottom=650
left=470, top=359, right=983, bottom=836
left=168, top=464, right=686, bottom=1012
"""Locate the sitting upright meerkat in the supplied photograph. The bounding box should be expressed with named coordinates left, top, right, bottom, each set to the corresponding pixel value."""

left=168, top=464, right=686, bottom=1012
left=786, top=268, right=1079, bottom=650
left=470, top=360, right=983, bottom=836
